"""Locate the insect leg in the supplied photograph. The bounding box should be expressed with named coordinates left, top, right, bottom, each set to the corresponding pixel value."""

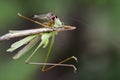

left=18, top=13, right=50, bottom=28
left=25, top=33, right=77, bottom=72
left=41, top=56, right=77, bottom=72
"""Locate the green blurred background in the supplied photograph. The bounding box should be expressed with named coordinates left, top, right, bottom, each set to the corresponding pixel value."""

left=0, top=0, right=120, bottom=80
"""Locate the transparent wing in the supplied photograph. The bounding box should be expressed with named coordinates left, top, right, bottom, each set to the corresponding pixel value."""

left=7, top=35, right=37, bottom=52
left=13, top=35, right=40, bottom=59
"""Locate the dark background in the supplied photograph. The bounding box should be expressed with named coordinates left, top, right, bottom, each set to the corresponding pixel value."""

left=0, top=0, right=120, bottom=80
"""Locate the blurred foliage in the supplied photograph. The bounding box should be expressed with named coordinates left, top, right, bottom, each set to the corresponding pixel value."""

left=0, top=0, right=120, bottom=80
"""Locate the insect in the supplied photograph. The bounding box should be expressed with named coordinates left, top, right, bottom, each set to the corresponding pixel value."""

left=0, top=12, right=77, bottom=72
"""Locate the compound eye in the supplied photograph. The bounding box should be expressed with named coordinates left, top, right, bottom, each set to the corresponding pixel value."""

left=55, top=16, right=57, bottom=18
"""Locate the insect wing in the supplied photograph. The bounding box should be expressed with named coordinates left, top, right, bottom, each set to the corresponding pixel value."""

left=7, top=35, right=37, bottom=52
left=34, top=12, right=53, bottom=20
left=13, top=35, right=40, bottom=59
